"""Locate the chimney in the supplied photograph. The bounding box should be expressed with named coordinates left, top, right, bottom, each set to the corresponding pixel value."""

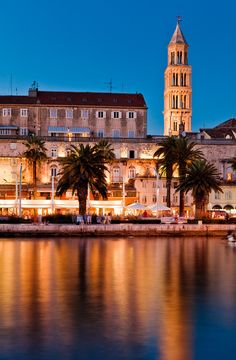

left=28, top=81, right=38, bottom=97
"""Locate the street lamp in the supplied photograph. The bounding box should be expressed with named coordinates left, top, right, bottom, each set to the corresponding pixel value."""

left=154, top=168, right=160, bottom=217
left=19, top=163, right=22, bottom=217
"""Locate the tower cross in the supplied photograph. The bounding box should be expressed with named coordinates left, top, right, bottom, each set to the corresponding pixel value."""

left=177, top=16, right=182, bottom=25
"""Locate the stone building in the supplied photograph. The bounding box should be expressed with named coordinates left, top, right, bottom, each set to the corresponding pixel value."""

left=164, top=20, right=192, bottom=136
left=0, top=88, right=147, bottom=139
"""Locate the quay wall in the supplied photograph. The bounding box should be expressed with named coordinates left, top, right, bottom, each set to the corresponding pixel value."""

left=0, top=223, right=235, bottom=237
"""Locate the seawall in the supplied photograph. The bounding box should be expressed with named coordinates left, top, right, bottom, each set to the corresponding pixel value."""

left=0, top=223, right=235, bottom=237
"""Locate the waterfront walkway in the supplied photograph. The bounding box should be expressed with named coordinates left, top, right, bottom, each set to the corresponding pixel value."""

left=0, top=223, right=235, bottom=237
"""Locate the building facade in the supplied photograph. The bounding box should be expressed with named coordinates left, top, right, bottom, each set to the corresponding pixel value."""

left=0, top=89, right=147, bottom=139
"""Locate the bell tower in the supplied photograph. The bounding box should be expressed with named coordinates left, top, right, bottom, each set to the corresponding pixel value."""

left=164, top=19, right=192, bottom=136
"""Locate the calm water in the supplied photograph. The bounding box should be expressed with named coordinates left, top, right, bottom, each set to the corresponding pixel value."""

left=0, top=237, right=236, bottom=360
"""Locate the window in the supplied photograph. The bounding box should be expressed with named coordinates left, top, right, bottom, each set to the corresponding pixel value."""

left=171, top=52, right=175, bottom=65
left=173, top=122, right=178, bottom=131
left=215, top=191, right=221, bottom=200
left=0, top=129, right=11, bottom=135
left=3, top=108, right=11, bottom=117
left=51, top=148, right=58, bottom=158
left=113, top=129, right=120, bottom=138
left=153, top=194, right=157, bottom=203
left=66, top=109, right=73, bottom=119
left=51, top=167, right=57, bottom=177
left=19, top=127, right=28, bottom=136
left=81, top=110, right=89, bottom=118
left=177, top=51, right=182, bottom=64
left=112, top=111, right=121, bottom=119
left=97, top=129, right=104, bottom=138
left=173, top=195, right=178, bottom=204
left=126, top=111, right=136, bottom=119
left=97, top=111, right=105, bottom=118
left=128, top=166, right=136, bottom=179
left=20, top=109, right=28, bottom=117
left=172, top=73, right=178, bottom=86
left=225, top=191, right=232, bottom=200
left=112, top=167, right=120, bottom=182
left=227, top=173, right=233, bottom=181
left=172, top=95, right=178, bottom=109
left=142, top=196, right=147, bottom=204
left=50, top=109, right=57, bottom=118
left=129, top=150, right=135, bottom=159
left=128, top=130, right=135, bottom=138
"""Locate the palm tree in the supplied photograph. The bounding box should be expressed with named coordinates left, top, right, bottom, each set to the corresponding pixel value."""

left=56, top=143, right=114, bottom=215
left=175, top=137, right=204, bottom=216
left=93, top=139, right=115, bottom=163
left=23, top=134, right=48, bottom=199
left=228, top=156, right=236, bottom=172
left=176, top=159, right=223, bottom=219
left=154, top=137, right=177, bottom=208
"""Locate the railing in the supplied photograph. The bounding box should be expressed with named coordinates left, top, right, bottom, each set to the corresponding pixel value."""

left=0, top=134, right=236, bottom=145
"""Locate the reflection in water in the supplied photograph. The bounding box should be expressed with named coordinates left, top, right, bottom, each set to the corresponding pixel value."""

left=0, top=237, right=236, bottom=359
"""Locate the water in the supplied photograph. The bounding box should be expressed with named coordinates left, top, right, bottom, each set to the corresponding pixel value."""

left=0, top=237, right=236, bottom=360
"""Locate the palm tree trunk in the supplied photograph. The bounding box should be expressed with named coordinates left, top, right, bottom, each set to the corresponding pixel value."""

left=179, top=189, right=185, bottom=217
left=166, top=178, right=171, bottom=208
left=33, top=160, right=37, bottom=199
left=179, top=164, right=186, bottom=217
left=78, top=185, right=88, bottom=215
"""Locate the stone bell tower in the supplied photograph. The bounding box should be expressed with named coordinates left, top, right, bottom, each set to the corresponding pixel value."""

left=164, top=19, right=192, bottom=136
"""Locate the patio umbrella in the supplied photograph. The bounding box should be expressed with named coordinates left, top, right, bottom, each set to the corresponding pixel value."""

left=147, top=204, right=171, bottom=211
left=126, top=202, right=147, bottom=210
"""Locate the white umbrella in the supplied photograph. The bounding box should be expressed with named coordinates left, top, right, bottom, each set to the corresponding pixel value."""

left=147, top=204, right=171, bottom=211
left=126, top=202, right=147, bottom=210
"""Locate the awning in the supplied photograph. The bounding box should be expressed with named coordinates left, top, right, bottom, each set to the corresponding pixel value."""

left=48, top=126, right=90, bottom=134
left=0, top=125, right=18, bottom=129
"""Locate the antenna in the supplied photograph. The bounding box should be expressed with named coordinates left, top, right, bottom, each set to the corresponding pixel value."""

left=105, top=79, right=113, bottom=93
left=10, top=73, right=12, bottom=96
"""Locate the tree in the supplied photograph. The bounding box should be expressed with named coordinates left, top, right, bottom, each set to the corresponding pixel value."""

left=23, top=134, right=48, bottom=199
left=93, top=139, right=116, bottom=163
left=56, top=143, right=114, bottom=215
left=228, top=157, right=236, bottom=173
left=176, top=159, right=223, bottom=219
left=175, top=137, right=204, bottom=216
left=154, top=136, right=177, bottom=208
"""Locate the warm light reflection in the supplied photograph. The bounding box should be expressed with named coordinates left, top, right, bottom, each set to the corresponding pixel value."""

left=0, top=238, right=236, bottom=359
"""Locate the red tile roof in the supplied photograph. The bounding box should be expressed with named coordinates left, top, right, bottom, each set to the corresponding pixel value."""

left=0, top=91, right=147, bottom=108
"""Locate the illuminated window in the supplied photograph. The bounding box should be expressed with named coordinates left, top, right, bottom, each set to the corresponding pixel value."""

left=227, top=173, right=233, bottom=181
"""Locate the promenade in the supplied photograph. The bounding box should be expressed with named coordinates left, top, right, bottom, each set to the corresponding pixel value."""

left=0, top=223, right=235, bottom=237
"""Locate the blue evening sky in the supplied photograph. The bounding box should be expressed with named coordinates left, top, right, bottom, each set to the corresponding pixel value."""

left=0, top=0, right=235, bottom=135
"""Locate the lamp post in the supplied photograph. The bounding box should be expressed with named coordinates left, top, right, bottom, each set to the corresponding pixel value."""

left=19, top=163, right=22, bottom=217
left=122, top=176, right=126, bottom=216
left=154, top=168, right=160, bottom=218
left=51, top=175, right=55, bottom=213
left=15, top=175, right=18, bottom=215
